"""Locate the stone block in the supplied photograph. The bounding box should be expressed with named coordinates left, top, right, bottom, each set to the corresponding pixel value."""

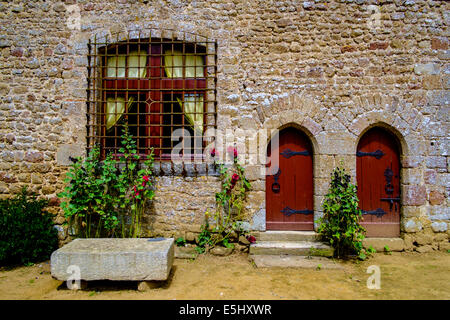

left=51, top=238, right=174, bottom=281
left=414, top=63, right=440, bottom=75
left=402, top=185, right=427, bottom=206
left=431, top=221, right=448, bottom=233
left=56, top=144, right=84, bottom=166
left=429, top=191, right=445, bottom=205
left=210, top=246, right=233, bottom=256
left=402, top=218, right=423, bottom=233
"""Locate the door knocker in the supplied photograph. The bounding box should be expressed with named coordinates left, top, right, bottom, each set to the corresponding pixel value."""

left=272, top=168, right=281, bottom=193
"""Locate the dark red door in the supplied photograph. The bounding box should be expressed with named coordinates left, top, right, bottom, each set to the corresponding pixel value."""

left=266, top=127, right=314, bottom=231
left=357, top=127, right=401, bottom=237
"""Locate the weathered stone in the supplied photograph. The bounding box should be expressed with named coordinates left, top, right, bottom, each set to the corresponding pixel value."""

left=24, top=151, right=44, bottom=163
left=415, top=245, right=433, bottom=253
left=424, top=170, right=437, bottom=184
left=56, top=144, right=84, bottom=166
left=431, top=222, right=448, bottom=233
left=415, top=234, right=433, bottom=246
left=51, top=238, right=174, bottom=281
left=429, top=191, right=445, bottom=205
left=137, top=280, right=164, bottom=291
left=402, top=219, right=423, bottom=233
left=210, top=246, right=233, bottom=256
left=414, top=63, right=440, bottom=75
left=431, top=37, right=448, bottom=50
left=239, top=235, right=250, bottom=245
left=402, top=185, right=427, bottom=206
left=369, top=42, right=389, bottom=50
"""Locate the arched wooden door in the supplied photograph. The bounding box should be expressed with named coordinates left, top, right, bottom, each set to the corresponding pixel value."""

left=357, top=127, right=401, bottom=237
left=266, top=127, right=314, bottom=231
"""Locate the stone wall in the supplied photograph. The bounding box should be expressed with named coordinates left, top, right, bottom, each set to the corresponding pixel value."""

left=0, top=0, right=448, bottom=251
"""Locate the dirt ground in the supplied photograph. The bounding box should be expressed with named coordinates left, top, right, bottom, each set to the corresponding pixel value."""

left=0, top=251, right=449, bottom=300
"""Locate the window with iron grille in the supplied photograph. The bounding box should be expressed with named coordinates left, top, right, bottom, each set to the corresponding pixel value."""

left=86, top=30, right=217, bottom=161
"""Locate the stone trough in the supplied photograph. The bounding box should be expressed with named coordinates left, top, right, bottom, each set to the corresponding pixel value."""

left=51, top=238, right=174, bottom=290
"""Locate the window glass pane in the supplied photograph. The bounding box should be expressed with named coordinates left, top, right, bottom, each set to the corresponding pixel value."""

left=106, top=55, right=126, bottom=77
left=128, top=50, right=147, bottom=78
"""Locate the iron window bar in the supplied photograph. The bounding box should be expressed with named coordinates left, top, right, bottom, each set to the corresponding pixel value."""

left=86, top=28, right=217, bottom=163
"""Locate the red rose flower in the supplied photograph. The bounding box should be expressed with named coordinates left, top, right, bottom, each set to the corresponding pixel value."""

left=231, top=173, right=239, bottom=185
left=227, top=146, right=238, bottom=158
left=246, top=235, right=256, bottom=244
left=210, top=148, right=216, bottom=158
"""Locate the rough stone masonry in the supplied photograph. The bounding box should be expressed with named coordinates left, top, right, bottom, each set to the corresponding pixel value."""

left=0, top=0, right=448, bottom=252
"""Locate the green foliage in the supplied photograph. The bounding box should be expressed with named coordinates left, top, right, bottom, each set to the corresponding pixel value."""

left=317, top=166, right=366, bottom=258
left=58, top=124, right=154, bottom=238
left=58, top=145, right=119, bottom=238
left=195, top=220, right=213, bottom=254
left=359, top=245, right=376, bottom=260
left=208, top=148, right=251, bottom=249
left=175, top=237, right=186, bottom=247
left=384, top=245, right=392, bottom=255
left=0, top=187, right=58, bottom=265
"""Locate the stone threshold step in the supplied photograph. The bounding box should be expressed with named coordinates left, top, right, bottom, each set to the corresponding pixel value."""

left=362, top=237, right=405, bottom=252
left=250, top=241, right=333, bottom=257
left=249, top=255, right=344, bottom=269
left=254, top=231, right=320, bottom=242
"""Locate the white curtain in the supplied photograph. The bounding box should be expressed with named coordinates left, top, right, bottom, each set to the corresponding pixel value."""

left=107, top=50, right=146, bottom=78
left=106, top=96, right=135, bottom=130
left=106, top=55, right=126, bottom=77
left=164, top=50, right=204, bottom=133
left=128, top=50, right=147, bottom=78
left=164, top=50, right=204, bottom=78
left=177, top=94, right=204, bottom=134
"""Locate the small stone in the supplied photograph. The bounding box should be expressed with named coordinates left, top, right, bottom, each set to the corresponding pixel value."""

left=24, top=151, right=44, bottom=163
left=369, top=42, right=389, bottom=50
left=53, top=225, right=66, bottom=240
left=429, top=191, right=445, bottom=205
left=341, top=45, right=356, bottom=53
left=239, top=235, right=250, bottom=245
left=303, top=2, right=314, bottom=10
left=431, top=222, right=448, bottom=233
left=11, top=47, right=24, bottom=57
left=431, top=37, right=448, bottom=50
left=11, top=6, right=23, bottom=13
left=424, top=170, right=437, bottom=184
left=5, top=133, right=15, bottom=143
left=391, top=13, right=405, bottom=20
left=0, top=172, right=17, bottom=183
left=209, top=246, right=233, bottom=256
left=415, top=234, right=433, bottom=246
left=415, top=245, right=433, bottom=253
left=26, top=58, right=40, bottom=69
left=414, top=63, right=440, bottom=75
left=403, top=219, right=422, bottom=233
left=138, top=281, right=164, bottom=291
left=53, top=3, right=66, bottom=12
